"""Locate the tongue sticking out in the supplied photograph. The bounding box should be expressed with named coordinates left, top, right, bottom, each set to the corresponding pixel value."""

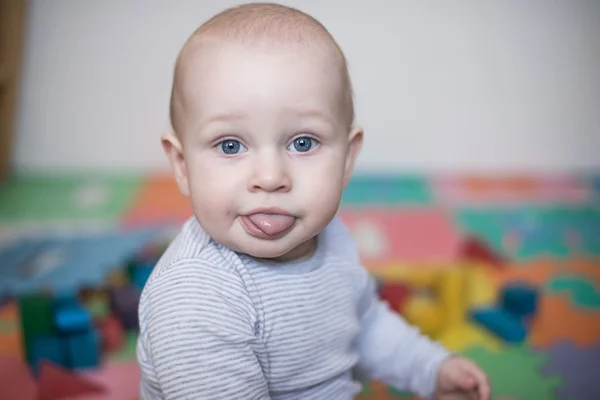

left=247, top=213, right=296, bottom=236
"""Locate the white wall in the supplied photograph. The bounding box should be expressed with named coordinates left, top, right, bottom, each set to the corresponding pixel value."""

left=12, top=0, right=600, bottom=174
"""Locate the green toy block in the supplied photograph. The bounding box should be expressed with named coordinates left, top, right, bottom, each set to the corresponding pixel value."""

left=88, top=298, right=111, bottom=320
left=79, top=288, right=111, bottom=321
left=17, top=294, right=56, bottom=360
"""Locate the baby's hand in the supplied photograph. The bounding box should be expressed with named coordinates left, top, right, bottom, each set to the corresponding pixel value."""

left=434, top=355, right=491, bottom=400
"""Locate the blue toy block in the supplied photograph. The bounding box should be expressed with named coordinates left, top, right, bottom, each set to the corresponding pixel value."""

left=64, top=329, right=101, bottom=370
left=55, top=304, right=92, bottom=333
left=132, top=265, right=153, bottom=290
left=500, top=282, right=539, bottom=319
left=29, top=335, right=67, bottom=374
left=471, top=307, right=527, bottom=343
left=52, top=290, right=79, bottom=309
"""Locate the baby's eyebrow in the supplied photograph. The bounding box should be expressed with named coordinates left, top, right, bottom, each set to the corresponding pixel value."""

left=290, top=109, right=338, bottom=130
left=200, top=112, right=246, bottom=130
left=294, top=109, right=329, bottom=120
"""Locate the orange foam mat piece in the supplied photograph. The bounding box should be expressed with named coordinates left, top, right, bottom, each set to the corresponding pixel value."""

left=462, top=175, right=539, bottom=194
left=122, top=174, right=192, bottom=226
left=495, top=259, right=559, bottom=287
left=495, top=258, right=600, bottom=287
left=530, top=294, right=600, bottom=347
left=566, top=258, right=600, bottom=285
left=0, top=303, right=23, bottom=360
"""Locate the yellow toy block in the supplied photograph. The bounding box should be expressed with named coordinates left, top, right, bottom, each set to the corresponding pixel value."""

left=403, top=296, right=444, bottom=337
left=438, top=268, right=468, bottom=328
left=374, top=265, right=440, bottom=287
left=438, top=322, right=501, bottom=353
left=106, top=269, right=128, bottom=288
left=465, top=265, right=497, bottom=308
left=378, top=262, right=499, bottom=342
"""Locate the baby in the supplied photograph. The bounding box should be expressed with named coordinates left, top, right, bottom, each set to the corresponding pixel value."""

left=137, top=3, right=491, bottom=399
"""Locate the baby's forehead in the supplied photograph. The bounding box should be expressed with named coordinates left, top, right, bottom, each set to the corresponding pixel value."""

left=170, top=3, right=354, bottom=133
left=179, top=37, right=339, bottom=78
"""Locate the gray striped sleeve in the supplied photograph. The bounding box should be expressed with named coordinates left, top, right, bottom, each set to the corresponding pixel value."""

left=139, top=258, right=270, bottom=399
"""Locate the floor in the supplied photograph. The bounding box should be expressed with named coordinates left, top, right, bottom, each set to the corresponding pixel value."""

left=0, top=172, right=599, bottom=399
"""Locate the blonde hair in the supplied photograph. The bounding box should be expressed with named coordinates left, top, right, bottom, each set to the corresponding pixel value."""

left=169, top=3, right=354, bottom=134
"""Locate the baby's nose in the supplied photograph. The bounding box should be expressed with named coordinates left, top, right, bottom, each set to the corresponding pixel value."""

left=247, top=154, right=292, bottom=193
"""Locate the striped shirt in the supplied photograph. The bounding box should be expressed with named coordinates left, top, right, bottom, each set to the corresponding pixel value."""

left=137, top=215, right=450, bottom=399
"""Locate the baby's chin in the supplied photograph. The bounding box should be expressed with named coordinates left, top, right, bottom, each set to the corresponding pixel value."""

left=233, top=237, right=316, bottom=263
left=239, top=243, right=302, bottom=261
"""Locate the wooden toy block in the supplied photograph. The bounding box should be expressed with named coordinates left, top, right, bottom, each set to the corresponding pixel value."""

left=465, top=266, right=497, bottom=308
left=0, top=302, right=24, bottom=360
left=17, top=294, right=55, bottom=362
left=64, top=329, right=101, bottom=370
left=132, top=265, right=153, bottom=291
left=29, top=335, right=67, bottom=374
left=109, top=286, right=140, bottom=331
left=471, top=307, right=527, bottom=343
left=500, top=281, right=539, bottom=319
left=459, top=236, right=505, bottom=268
left=80, top=288, right=111, bottom=321
left=52, top=291, right=79, bottom=309
left=438, top=268, right=467, bottom=327
left=403, top=296, right=444, bottom=337
left=87, top=295, right=111, bottom=322
left=437, top=322, right=501, bottom=353
left=376, top=266, right=440, bottom=287
left=17, top=294, right=55, bottom=338
left=54, top=304, right=92, bottom=333
left=105, top=269, right=129, bottom=288
left=98, top=314, right=125, bottom=353
left=378, top=282, right=411, bottom=313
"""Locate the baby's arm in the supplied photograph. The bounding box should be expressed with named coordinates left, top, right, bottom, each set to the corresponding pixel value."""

left=353, top=269, right=451, bottom=399
left=138, top=259, right=270, bottom=399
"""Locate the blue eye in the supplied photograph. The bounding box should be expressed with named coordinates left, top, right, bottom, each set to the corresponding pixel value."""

left=219, top=140, right=247, bottom=155
left=288, top=137, right=318, bottom=153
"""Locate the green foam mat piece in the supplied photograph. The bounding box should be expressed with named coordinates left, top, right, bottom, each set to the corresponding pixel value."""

left=546, top=275, right=600, bottom=310
left=342, top=175, right=433, bottom=206
left=454, top=205, right=600, bottom=259
left=461, top=345, right=562, bottom=400
left=0, top=173, right=142, bottom=224
left=387, top=387, right=417, bottom=398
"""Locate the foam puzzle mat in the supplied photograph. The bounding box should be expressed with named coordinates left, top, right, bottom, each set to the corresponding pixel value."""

left=0, top=172, right=599, bottom=399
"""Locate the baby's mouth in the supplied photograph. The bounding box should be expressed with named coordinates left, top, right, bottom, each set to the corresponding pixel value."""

left=240, top=212, right=296, bottom=239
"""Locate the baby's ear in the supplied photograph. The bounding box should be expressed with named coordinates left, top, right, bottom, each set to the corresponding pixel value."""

left=161, top=132, right=190, bottom=197
left=343, top=126, right=363, bottom=188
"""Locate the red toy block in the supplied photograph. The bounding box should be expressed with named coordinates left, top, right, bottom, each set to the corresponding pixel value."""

left=459, top=236, right=506, bottom=268
left=36, top=360, right=105, bottom=400
left=98, top=315, right=125, bottom=353
left=0, top=356, right=37, bottom=400
left=379, top=282, right=412, bottom=313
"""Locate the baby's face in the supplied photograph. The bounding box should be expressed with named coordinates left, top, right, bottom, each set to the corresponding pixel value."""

left=167, top=41, right=362, bottom=261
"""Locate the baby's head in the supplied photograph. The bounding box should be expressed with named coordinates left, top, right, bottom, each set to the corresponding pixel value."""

left=163, top=3, right=363, bottom=261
